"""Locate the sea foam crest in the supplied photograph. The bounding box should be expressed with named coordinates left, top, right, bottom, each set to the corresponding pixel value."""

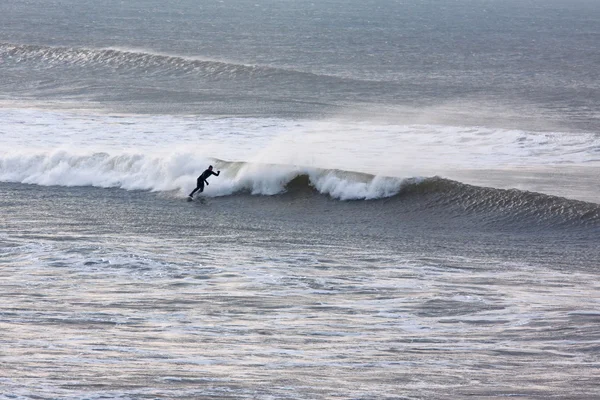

left=0, top=150, right=408, bottom=200
left=0, top=42, right=309, bottom=80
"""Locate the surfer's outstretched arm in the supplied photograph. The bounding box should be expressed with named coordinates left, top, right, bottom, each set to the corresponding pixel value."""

left=207, top=170, right=220, bottom=184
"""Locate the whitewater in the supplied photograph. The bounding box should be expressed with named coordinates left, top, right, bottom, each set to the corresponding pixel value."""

left=2, top=108, right=600, bottom=202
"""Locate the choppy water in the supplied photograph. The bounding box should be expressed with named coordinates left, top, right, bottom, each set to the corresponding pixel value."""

left=1, top=0, right=600, bottom=398
left=2, top=182, right=600, bottom=398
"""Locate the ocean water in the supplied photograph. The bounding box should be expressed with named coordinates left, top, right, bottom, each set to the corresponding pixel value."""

left=1, top=0, right=600, bottom=398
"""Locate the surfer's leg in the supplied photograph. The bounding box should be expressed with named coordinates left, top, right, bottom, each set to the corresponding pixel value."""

left=189, top=178, right=203, bottom=197
left=189, top=181, right=204, bottom=197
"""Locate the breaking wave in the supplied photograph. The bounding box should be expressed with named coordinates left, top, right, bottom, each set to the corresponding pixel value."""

left=1, top=149, right=599, bottom=229
left=0, top=150, right=406, bottom=200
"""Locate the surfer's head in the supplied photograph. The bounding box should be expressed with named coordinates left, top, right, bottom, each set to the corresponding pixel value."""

left=208, top=165, right=213, bottom=170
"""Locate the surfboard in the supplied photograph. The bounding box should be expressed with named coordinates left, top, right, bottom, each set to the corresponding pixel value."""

left=188, top=196, right=207, bottom=204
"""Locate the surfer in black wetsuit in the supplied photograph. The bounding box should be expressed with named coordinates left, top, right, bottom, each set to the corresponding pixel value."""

left=189, top=165, right=220, bottom=198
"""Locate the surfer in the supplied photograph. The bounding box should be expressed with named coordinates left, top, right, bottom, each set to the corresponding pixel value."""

left=189, top=165, right=220, bottom=198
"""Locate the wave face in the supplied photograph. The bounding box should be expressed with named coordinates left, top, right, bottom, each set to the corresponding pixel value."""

left=396, top=177, right=600, bottom=230
left=2, top=150, right=599, bottom=231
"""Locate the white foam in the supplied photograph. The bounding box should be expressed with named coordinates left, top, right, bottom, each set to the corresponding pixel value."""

left=213, top=164, right=415, bottom=200
left=0, top=150, right=200, bottom=192
left=0, top=147, right=416, bottom=200
left=2, top=108, right=599, bottom=200
left=311, top=172, right=407, bottom=200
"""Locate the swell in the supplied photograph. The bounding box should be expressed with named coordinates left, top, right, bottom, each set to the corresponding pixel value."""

left=394, top=177, right=600, bottom=230
left=184, top=159, right=600, bottom=230
left=0, top=42, right=354, bottom=83
left=279, top=173, right=600, bottom=229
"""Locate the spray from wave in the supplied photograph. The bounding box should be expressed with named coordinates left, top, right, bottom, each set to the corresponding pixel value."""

left=0, top=150, right=411, bottom=200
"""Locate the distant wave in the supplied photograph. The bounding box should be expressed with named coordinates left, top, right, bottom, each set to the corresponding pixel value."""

left=0, top=42, right=352, bottom=83
left=1, top=150, right=598, bottom=229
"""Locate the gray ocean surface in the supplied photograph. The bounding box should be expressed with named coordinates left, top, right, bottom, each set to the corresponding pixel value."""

left=1, top=0, right=600, bottom=399
left=1, top=0, right=599, bottom=129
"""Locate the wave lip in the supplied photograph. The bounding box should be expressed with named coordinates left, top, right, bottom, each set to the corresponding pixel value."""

left=0, top=42, right=352, bottom=83
left=208, top=161, right=413, bottom=200
left=1, top=42, right=261, bottom=77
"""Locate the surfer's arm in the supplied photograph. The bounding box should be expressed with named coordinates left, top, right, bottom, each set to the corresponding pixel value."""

left=213, top=170, right=220, bottom=176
